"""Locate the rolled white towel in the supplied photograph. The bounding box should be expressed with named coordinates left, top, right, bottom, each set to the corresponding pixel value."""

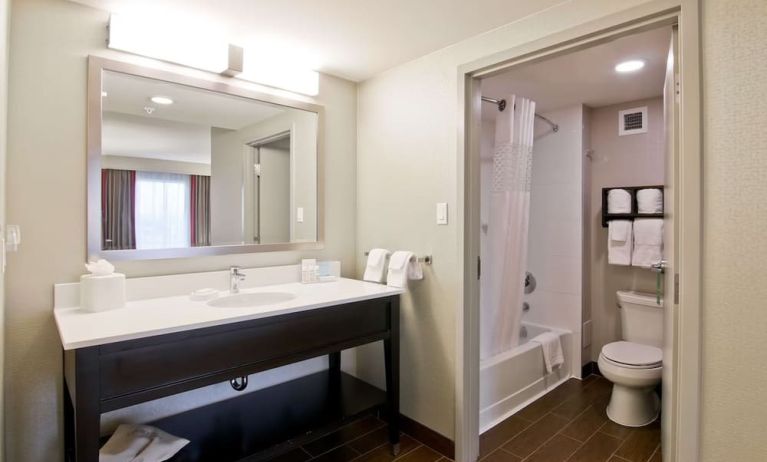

left=608, top=220, right=633, bottom=266
left=607, top=188, right=632, bottom=214
left=637, top=188, right=663, bottom=214
left=632, top=219, right=664, bottom=268
left=100, top=424, right=189, bottom=462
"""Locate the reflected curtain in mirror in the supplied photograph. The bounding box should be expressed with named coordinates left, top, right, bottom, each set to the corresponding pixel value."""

left=191, top=175, right=211, bottom=246
left=101, top=169, right=136, bottom=250
left=135, top=172, right=191, bottom=250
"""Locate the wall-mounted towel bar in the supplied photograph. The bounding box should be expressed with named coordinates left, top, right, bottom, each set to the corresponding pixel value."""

left=364, top=251, right=432, bottom=265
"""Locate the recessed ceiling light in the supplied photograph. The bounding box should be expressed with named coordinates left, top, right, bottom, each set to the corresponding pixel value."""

left=101, top=91, right=108, bottom=97
left=150, top=96, right=174, bottom=105
left=615, top=60, right=645, bottom=73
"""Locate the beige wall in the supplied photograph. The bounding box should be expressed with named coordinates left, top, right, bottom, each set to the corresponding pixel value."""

left=700, top=0, right=767, bottom=460
left=355, top=0, right=661, bottom=439
left=0, top=0, right=8, bottom=457
left=102, top=155, right=211, bottom=176
left=5, top=0, right=357, bottom=460
left=588, top=97, right=665, bottom=361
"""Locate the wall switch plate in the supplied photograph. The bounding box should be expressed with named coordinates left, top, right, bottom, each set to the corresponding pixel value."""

left=436, top=203, right=448, bottom=225
left=296, top=207, right=304, bottom=223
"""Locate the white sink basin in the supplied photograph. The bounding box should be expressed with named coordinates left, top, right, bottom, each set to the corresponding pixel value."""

left=207, top=292, right=296, bottom=308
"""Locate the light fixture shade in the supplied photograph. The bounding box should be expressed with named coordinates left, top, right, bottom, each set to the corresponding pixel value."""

left=108, top=14, right=229, bottom=74
left=108, top=13, right=320, bottom=96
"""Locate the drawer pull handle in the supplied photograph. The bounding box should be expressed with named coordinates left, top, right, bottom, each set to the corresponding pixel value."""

left=230, top=376, right=248, bottom=391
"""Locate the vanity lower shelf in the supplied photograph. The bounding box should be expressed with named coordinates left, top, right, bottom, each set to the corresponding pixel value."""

left=111, top=371, right=387, bottom=462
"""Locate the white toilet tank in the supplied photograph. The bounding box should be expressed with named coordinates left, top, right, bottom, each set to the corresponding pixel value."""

left=617, top=290, right=663, bottom=347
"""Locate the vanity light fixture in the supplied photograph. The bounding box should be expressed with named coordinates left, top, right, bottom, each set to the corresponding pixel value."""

left=107, top=13, right=319, bottom=96
left=150, top=96, right=174, bottom=105
left=615, top=60, right=645, bottom=73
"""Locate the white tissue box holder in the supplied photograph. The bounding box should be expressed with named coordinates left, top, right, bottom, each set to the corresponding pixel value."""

left=80, top=273, right=126, bottom=312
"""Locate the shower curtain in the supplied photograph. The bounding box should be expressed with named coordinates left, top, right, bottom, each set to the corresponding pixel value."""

left=481, top=95, right=536, bottom=360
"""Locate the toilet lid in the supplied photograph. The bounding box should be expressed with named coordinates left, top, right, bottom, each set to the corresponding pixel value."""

left=602, top=341, right=662, bottom=367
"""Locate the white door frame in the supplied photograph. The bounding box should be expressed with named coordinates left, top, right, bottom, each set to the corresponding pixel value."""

left=455, top=1, right=701, bottom=461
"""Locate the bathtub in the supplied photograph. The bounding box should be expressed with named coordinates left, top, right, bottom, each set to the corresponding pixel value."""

left=479, top=322, right=572, bottom=433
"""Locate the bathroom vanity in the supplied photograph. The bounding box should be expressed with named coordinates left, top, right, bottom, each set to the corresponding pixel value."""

left=55, top=277, right=402, bottom=462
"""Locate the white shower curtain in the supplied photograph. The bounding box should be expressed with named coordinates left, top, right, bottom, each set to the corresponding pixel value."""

left=481, top=95, right=536, bottom=360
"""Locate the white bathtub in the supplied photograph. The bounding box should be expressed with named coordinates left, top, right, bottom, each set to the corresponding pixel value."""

left=479, top=322, right=572, bottom=433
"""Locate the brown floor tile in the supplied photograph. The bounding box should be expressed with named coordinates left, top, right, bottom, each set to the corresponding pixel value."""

left=648, top=446, right=662, bottom=462
left=516, top=380, right=586, bottom=422
left=551, top=379, right=612, bottom=420
left=567, top=432, right=622, bottom=462
left=268, top=448, right=313, bottom=462
left=304, top=416, right=385, bottom=456
left=607, top=458, right=632, bottom=462
left=598, top=420, right=635, bottom=441
left=502, top=413, right=570, bottom=458
left=310, top=445, right=360, bottom=462
left=479, top=416, right=532, bottom=457
left=613, top=422, right=661, bottom=462
left=560, top=404, right=608, bottom=442
left=480, top=449, right=521, bottom=462
left=395, top=445, right=442, bottom=462
left=524, top=434, right=581, bottom=462
left=354, top=435, right=419, bottom=462
left=348, top=427, right=391, bottom=455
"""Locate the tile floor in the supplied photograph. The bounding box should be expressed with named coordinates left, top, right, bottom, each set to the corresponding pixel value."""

left=268, top=375, right=659, bottom=462
left=478, top=376, right=661, bottom=462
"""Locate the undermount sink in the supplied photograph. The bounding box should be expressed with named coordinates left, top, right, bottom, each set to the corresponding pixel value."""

left=207, top=292, right=296, bottom=308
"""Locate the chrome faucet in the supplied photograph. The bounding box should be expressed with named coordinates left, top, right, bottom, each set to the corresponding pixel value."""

left=229, top=266, right=246, bottom=294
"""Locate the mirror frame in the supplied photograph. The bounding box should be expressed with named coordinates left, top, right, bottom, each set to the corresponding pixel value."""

left=87, top=56, right=325, bottom=260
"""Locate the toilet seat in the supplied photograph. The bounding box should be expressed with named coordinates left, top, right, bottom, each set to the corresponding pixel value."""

left=601, top=341, right=662, bottom=369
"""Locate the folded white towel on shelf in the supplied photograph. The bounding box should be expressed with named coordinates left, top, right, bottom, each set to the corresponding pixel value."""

left=530, top=332, right=564, bottom=374
left=362, top=248, right=390, bottom=283
left=386, top=251, right=423, bottom=288
left=100, top=424, right=189, bottom=462
left=607, top=189, right=632, bottom=214
left=637, top=188, right=663, bottom=214
left=608, top=220, right=633, bottom=266
left=632, top=219, right=664, bottom=268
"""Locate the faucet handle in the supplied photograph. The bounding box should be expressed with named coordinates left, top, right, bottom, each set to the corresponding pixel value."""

left=229, top=266, right=246, bottom=279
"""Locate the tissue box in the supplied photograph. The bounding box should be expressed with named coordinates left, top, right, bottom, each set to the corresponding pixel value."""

left=80, top=273, right=126, bottom=312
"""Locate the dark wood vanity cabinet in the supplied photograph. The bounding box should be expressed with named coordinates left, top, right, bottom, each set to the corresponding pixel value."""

left=63, top=295, right=400, bottom=462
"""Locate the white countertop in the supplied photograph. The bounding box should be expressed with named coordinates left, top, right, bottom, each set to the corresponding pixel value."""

left=54, top=278, right=403, bottom=350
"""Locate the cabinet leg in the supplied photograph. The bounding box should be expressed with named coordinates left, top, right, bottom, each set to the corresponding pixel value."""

left=384, top=297, right=401, bottom=454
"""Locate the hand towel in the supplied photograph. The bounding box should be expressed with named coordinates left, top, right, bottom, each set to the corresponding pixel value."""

left=607, top=188, right=631, bottom=213
left=637, top=188, right=663, bottom=213
left=100, top=424, right=189, bottom=462
left=608, top=220, right=633, bottom=266
left=386, top=251, right=423, bottom=288
left=530, top=332, right=564, bottom=374
left=632, top=218, right=664, bottom=268
left=362, top=248, right=390, bottom=283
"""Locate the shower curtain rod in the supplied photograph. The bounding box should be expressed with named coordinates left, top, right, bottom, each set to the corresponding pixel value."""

left=481, top=96, right=559, bottom=133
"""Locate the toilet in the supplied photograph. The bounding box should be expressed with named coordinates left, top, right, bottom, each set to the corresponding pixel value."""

left=598, top=290, right=663, bottom=427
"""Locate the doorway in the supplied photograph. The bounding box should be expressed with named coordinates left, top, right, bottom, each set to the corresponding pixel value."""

left=457, top=6, right=701, bottom=462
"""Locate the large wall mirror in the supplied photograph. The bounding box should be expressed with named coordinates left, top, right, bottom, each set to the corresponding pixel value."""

left=88, top=57, right=323, bottom=260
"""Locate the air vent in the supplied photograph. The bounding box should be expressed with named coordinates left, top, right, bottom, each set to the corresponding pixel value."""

left=618, top=106, right=648, bottom=136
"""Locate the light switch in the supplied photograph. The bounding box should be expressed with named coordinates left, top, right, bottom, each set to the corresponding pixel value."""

left=296, top=207, right=304, bottom=223
left=436, top=203, right=448, bottom=225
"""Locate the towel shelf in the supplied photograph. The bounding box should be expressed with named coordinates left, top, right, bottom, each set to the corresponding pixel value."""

left=601, top=185, right=664, bottom=228
left=364, top=251, right=432, bottom=265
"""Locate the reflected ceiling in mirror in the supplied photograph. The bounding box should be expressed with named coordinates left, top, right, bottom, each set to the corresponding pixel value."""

left=89, top=58, right=322, bottom=260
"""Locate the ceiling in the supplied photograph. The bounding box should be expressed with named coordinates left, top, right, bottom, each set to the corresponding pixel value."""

left=481, top=27, right=672, bottom=120
left=70, top=0, right=564, bottom=81
left=102, top=71, right=286, bottom=130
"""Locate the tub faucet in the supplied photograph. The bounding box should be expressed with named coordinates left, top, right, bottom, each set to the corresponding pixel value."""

left=229, top=266, right=246, bottom=294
